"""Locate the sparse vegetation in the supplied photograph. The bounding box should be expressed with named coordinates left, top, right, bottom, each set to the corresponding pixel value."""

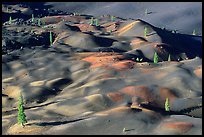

left=123, top=128, right=127, bottom=133
left=192, top=29, right=196, bottom=35
left=95, top=19, right=99, bottom=26
left=145, top=9, right=148, bottom=15
left=165, top=98, right=170, bottom=111
left=17, top=92, right=27, bottom=127
left=9, top=16, right=12, bottom=24
left=90, top=17, right=94, bottom=25
left=38, top=19, right=41, bottom=27
left=111, top=15, right=115, bottom=22
left=31, top=14, right=34, bottom=23
left=144, top=26, right=148, bottom=37
left=172, top=30, right=177, bottom=33
left=153, top=51, right=158, bottom=64
left=50, top=31, right=53, bottom=46
left=136, top=57, right=143, bottom=62
left=168, top=54, right=171, bottom=61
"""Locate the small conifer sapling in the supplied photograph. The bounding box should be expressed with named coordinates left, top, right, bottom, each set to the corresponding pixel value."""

left=165, top=98, right=170, bottom=111
left=50, top=31, right=53, bottom=46
left=153, top=51, right=158, bottom=64
left=17, top=92, right=27, bottom=127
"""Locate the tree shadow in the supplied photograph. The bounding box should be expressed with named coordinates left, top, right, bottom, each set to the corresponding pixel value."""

left=26, top=117, right=88, bottom=126
left=153, top=27, right=202, bottom=59
left=140, top=103, right=202, bottom=118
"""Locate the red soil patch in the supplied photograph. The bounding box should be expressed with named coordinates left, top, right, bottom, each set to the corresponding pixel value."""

left=160, top=121, right=193, bottom=133
left=120, top=85, right=154, bottom=103
left=107, top=92, right=124, bottom=102
left=194, top=66, right=202, bottom=79
left=116, top=85, right=178, bottom=108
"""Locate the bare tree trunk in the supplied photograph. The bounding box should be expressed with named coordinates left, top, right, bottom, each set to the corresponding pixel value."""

left=21, top=123, right=25, bottom=128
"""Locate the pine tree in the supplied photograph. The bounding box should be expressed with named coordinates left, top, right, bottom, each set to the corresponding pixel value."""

left=17, top=92, right=27, bottom=127
left=153, top=51, right=158, bottom=64
left=165, top=98, right=170, bottom=111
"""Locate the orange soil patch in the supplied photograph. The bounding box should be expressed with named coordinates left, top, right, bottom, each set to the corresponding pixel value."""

left=42, top=15, right=86, bottom=24
left=88, top=73, right=114, bottom=81
left=102, top=22, right=117, bottom=32
left=53, top=31, right=68, bottom=45
left=154, top=71, right=168, bottom=80
left=160, top=121, right=193, bottom=133
left=107, top=92, right=124, bottom=102
left=82, top=53, right=124, bottom=67
left=82, top=53, right=124, bottom=63
left=111, top=60, right=135, bottom=70
left=158, top=87, right=178, bottom=102
left=95, top=106, right=130, bottom=116
left=116, top=20, right=139, bottom=36
left=138, top=67, right=155, bottom=74
left=130, top=38, right=147, bottom=48
left=81, top=52, right=136, bottom=70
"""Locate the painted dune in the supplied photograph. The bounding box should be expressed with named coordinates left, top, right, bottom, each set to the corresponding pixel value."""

left=2, top=2, right=202, bottom=135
